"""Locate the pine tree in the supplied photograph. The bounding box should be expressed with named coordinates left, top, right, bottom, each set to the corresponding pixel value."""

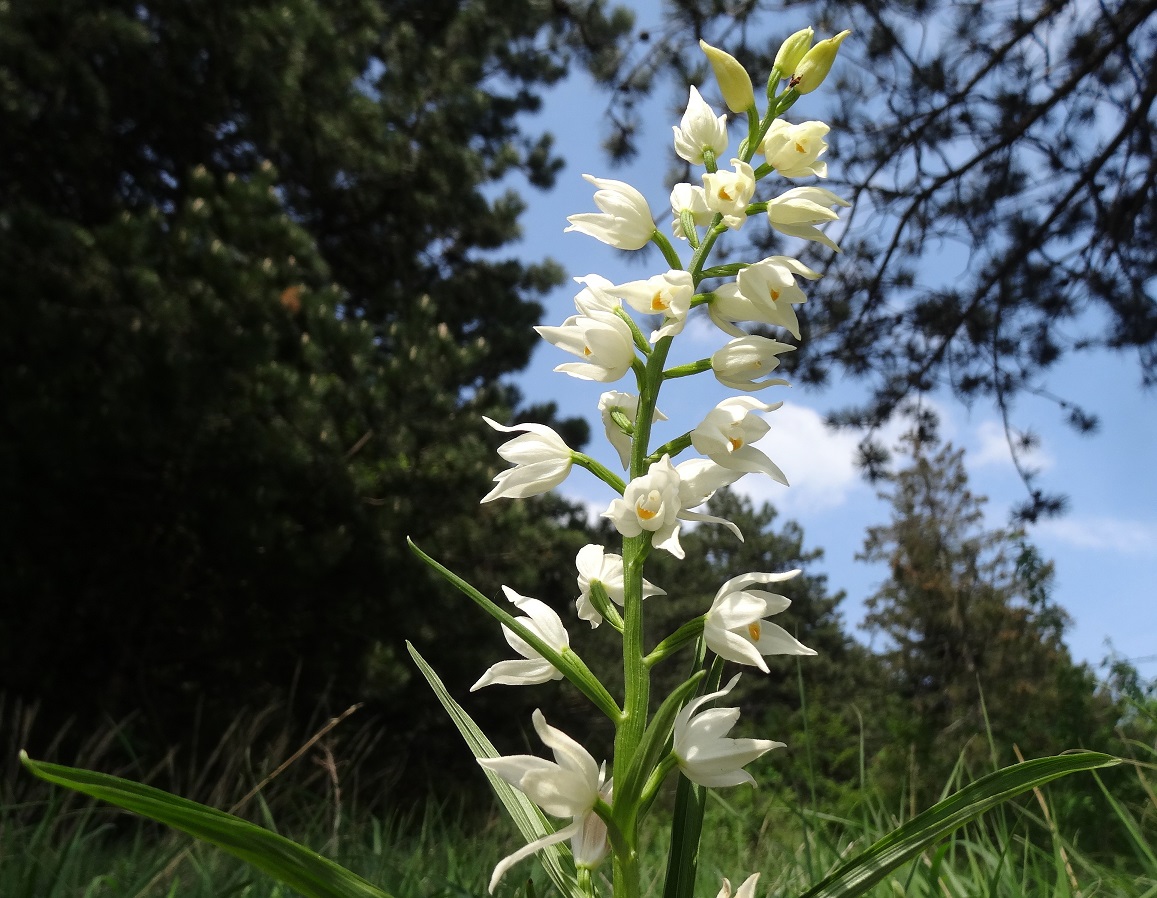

left=0, top=0, right=632, bottom=773
left=857, top=427, right=1111, bottom=799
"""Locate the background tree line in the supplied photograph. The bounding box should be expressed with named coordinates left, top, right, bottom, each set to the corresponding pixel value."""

left=2, top=0, right=1152, bottom=821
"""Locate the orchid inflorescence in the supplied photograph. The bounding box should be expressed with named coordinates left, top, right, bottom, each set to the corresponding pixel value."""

left=412, top=28, right=851, bottom=898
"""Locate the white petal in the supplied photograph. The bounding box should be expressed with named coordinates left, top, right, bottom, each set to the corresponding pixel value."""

left=487, top=819, right=583, bottom=893
left=752, top=621, right=817, bottom=657
left=470, top=658, right=561, bottom=691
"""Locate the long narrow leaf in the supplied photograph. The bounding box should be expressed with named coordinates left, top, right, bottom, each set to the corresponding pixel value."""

left=408, top=538, right=620, bottom=721
left=797, top=751, right=1119, bottom=898
left=407, top=642, right=580, bottom=898
left=20, top=752, right=394, bottom=898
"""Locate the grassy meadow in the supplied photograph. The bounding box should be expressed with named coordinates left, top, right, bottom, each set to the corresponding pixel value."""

left=3, top=697, right=1154, bottom=898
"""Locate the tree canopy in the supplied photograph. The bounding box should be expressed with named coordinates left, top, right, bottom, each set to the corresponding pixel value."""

left=0, top=0, right=632, bottom=764
left=857, top=423, right=1115, bottom=801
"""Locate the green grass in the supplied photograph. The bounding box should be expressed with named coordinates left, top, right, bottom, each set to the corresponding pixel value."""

left=5, top=764, right=1154, bottom=898
left=3, top=696, right=1154, bottom=898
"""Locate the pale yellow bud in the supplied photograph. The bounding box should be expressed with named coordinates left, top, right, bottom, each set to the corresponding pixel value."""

left=773, top=27, right=813, bottom=76
left=792, top=29, right=851, bottom=95
left=699, top=40, right=755, bottom=113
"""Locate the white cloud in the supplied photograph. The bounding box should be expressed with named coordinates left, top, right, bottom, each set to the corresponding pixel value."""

left=738, top=402, right=865, bottom=512
left=970, top=419, right=1054, bottom=471
left=1035, top=516, right=1157, bottom=555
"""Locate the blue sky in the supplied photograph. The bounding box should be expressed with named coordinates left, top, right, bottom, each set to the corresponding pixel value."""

left=499, top=13, right=1157, bottom=673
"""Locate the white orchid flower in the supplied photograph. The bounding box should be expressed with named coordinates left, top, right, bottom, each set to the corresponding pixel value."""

left=480, top=417, right=573, bottom=503
left=717, top=873, right=762, bottom=898
left=710, top=256, right=819, bottom=339
left=673, top=85, right=729, bottom=165
left=702, top=158, right=756, bottom=229
left=673, top=674, right=784, bottom=787
left=711, top=336, right=795, bottom=392
left=709, top=283, right=798, bottom=339
left=759, top=120, right=830, bottom=178
left=766, top=186, right=850, bottom=252
left=691, top=397, right=788, bottom=484
left=610, top=270, right=694, bottom=341
left=670, top=183, right=715, bottom=240
left=704, top=571, right=816, bottom=672
left=565, top=174, right=656, bottom=250
left=535, top=309, right=636, bottom=382
left=471, top=586, right=570, bottom=690
left=478, top=711, right=610, bottom=891
left=575, top=543, right=665, bottom=627
left=603, top=455, right=685, bottom=558
left=598, top=391, right=667, bottom=470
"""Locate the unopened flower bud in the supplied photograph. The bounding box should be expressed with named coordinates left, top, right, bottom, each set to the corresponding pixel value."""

left=699, top=40, right=755, bottom=113
left=792, top=29, right=851, bottom=95
left=773, top=27, right=813, bottom=77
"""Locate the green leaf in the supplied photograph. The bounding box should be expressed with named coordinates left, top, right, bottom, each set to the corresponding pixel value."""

left=615, top=672, right=704, bottom=815
left=796, top=751, right=1119, bottom=898
left=20, top=752, right=393, bottom=898
left=407, top=642, right=580, bottom=898
left=407, top=538, right=621, bottom=721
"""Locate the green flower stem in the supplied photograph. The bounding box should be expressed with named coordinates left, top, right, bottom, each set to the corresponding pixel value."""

left=572, top=452, right=626, bottom=495
left=661, top=637, right=711, bottom=898
left=744, top=107, right=761, bottom=159
left=586, top=580, right=625, bottom=632
left=594, top=797, right=630, bottom=861
left=614, top=531, right=651, bottom=898
left=653, top=230, right=684, bottom=271
left=765, top=65, right=783, bottom=102
left=773, top=86, right=800, bottom=116
left=698, top=263, right=749, bottom=279
left=613, top=326, right=677, bottom=898
left=617, top=672, right=705, bottom=817
left=644, top=615, right=707, bottom=668
left=646, top=432, right=693, bottom=465
left=639, top=755, right=679, bottom=810
left=631, top=357, right=648, bottom=390
left=689, top=223, right=725, bottom=284
left=576, top=867, right=595, bottom=898
left=630, top=336, right=674, bottom=478
left=662, top=358, right=712, bottom=379
left=617, top=307, right=653, bottom=355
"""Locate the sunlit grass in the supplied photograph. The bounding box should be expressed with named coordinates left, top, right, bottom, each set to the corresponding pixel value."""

left=3, top=696, right=1154, bottom=898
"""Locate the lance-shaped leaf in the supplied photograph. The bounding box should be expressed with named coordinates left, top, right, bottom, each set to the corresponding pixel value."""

left=408, top=642, right=580, bottom=898
left=408, top=538, right=620, bottom=721
left=614, top=672, right=705, bottom=816
left=20, top=753, right=393, bottom=898
left=797, top=751, right=1119, bottom=898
